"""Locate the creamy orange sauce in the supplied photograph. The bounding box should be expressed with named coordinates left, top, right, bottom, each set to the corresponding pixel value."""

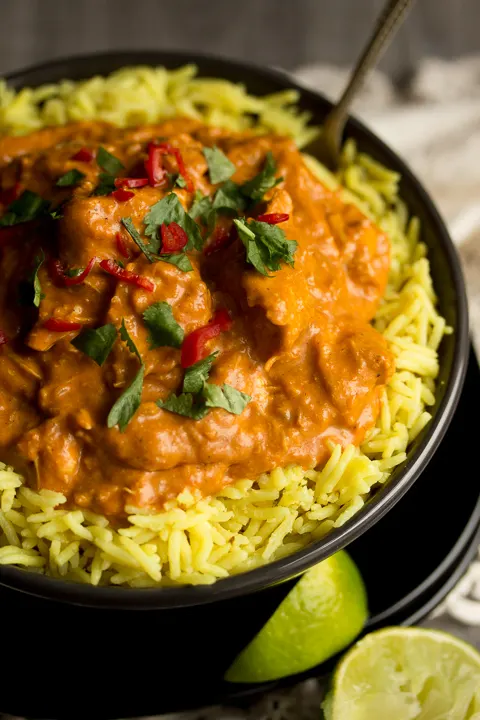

left=0, top=119, right=394, bottom=520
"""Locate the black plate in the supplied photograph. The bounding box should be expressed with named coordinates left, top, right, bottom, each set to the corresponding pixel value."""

left=1, top=348, right=479, bottom=720
left=0, top=50, right=469, bottom=609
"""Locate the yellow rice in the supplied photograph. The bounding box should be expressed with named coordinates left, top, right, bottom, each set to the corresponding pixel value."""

left=0, top=66, right=449, bottom=587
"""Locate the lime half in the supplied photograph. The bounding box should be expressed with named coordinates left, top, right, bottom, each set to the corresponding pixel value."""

left=225, top=551, right=367, bottom=683
left=323, top=627, right=480, bottom=720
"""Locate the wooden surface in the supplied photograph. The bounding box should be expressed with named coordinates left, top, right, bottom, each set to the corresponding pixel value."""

left=0, top=0, right=479, bottom=78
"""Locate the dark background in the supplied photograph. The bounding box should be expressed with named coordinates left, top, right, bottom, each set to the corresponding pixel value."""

left=1, top=0, right=479, bottom=79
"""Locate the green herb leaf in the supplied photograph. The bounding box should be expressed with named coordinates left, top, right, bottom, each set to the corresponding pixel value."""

left=189, top=191, right=214, bottom=225
left=108, top=319, right=144, bottom=431
left=144, top=193, right=204, bottom=251
left=156, top=253, right=193, bottom=272
left=92, top=173, right=116, bottom=196
left=121, top=217, right=156, bottom=263
left=175, top=175, right=187, bottom=188
left=65, top=267, right=83, bottom=278
left=183, top=352, right=218, bottom=394
left=203, top=146, right=236, bottom=184
left=202, top=383, right=251, bottom=415
left=0, top=190, right=49, bottom=227
left=72, top=324, right=117, bottom=366
left=107, top=365, right=145, bottom=432
left=234, top=218, right=297, bottom=276
left=143, top=302, right=184, bottom=349
left=32, top=249, right=45, bottom=308
left=119, top=319, right=142, bottom=362
left=97, top=147, right=124, bottom=176
left=56, top=169, right=85, bottom=187
left=241, top=151, right=282, bottom=202
left=213, top=180, right=247, bottom=214
left=50, top=205, right=65, bottom=220
left=156, top=392, right=209, bottom=420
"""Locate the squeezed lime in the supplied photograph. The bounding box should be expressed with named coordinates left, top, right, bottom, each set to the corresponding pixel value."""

left=323, top=627, right=480, bottom=719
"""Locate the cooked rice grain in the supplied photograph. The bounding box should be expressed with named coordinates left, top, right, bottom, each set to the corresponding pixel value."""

left=0, top=66, right=449, bottom=586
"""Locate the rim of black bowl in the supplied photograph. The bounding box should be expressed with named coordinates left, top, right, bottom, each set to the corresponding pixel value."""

left=0, top=50, right=470, bottom=609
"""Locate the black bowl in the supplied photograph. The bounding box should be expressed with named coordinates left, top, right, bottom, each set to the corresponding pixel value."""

left=2, top=345, right=479, bottom=718
left=0, top=50, right=469, bottom=609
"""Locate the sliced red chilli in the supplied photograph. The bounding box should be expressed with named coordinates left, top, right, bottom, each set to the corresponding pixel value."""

left=160, top=222, right=188, bottom=253
left=43, top=318, right=82, bottom=332
left=256, top=213, right=290, bottom=224
left=99, top=258, right=155, bottom=292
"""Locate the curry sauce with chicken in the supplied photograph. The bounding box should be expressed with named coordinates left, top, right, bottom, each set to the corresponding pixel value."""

left=0, top=119, right=394, bottom=521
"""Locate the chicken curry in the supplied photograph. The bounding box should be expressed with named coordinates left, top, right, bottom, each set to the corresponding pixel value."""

left=0, top=119, right=394, bottom=520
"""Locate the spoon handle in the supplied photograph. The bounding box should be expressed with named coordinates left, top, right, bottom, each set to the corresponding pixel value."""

left=323, top=0, right=416, bottom=165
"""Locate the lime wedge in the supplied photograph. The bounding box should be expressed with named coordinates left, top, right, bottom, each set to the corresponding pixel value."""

left=225, top=551, right=367, bottom=683
left=323, top=627, right=480, bottom=720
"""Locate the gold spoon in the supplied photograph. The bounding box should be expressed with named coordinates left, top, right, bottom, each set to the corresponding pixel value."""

left=305, top=0, right=416, bottom=170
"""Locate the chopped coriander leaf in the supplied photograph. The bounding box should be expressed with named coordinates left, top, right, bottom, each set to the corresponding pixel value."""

left=166, top=173, right=187, bottom=189
left=189, top=191, right=213, bottom=224
left=65, top=267, right=83, bottom=278
left=56, top=169, right=85, bottom=187
left=143, top=302, right=184, bottom=349
left=157, top=392, right=209, bottom=420
left=107, top=365, right=144, bottom=432
left=203, top=146, right=236, bottom=184
left=189, top=191, right=216, bottom=238
left=32, top=250, right=45, bottom=308
left=241, top=151, right=282, bottom=202
left=50, top=205, right=65, bottom=220
left=183, top=352, right=218, bottom=394
left=0, top=190, right=49, bottom=227
left=121, top=217, right=156, bottom=263
left=234, top=218, right=297, bottom=276
left=92, top=173, right=116, bottom=196
left=72, top=324, right=117, bottom=366
left=144, top=193, right=204, bottom=252
left=213, top=180, right=247, bottom=214
left=156, top=253, right=193, bottom=272
left=97, top=147, right=124, bottom=176
left=119, top=319, right=142, bottom=362
left=203, top=383, right=251, bottom=415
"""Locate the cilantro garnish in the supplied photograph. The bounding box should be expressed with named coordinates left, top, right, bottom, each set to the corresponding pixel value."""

left=0, top=190, right=49, bottom=227
left=175, top=175, right=187, bottom=189
left=119, top=319, right=142, bottom=362
left=65, top=267, right=84, bottom=278
left=108, top=365, right=145, bottom=432
left=122, top=216, right=192, bottom=271
left=189, top=191, right=214, bottom=225
left=97, top=147, right=124, bottom=176
left=32, top=250, right=45, bottom=308
left=157, top=253, right=193, bottom=272
left=157, top=351, right=250, bottom=420
left=144, top=193, right=204, bottom=251
left=241, top=151, right=283, bottom=202
left=157, top=392, right=209, bottom=420
left=107, top=320, right=144, bottom=432
left=203, top=146, right=236, bottom=184
left=183, top=353, right=218, bottom=394
left=72, top=324, right=117, bottom=366
left=56, top=169, right=85, bottom=187
left=143, top=302, right=184, bottom=350
left=234, top=218, right=297, bottom=276
left=202, top=383, right=251, bottom=415
left=213, top=180, right=247, bottom=214
left=93, top=147, right=124, bottom=196
left=121, top=217, right=156, bottom=263
left=92, top=173, right=117, bottom=196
